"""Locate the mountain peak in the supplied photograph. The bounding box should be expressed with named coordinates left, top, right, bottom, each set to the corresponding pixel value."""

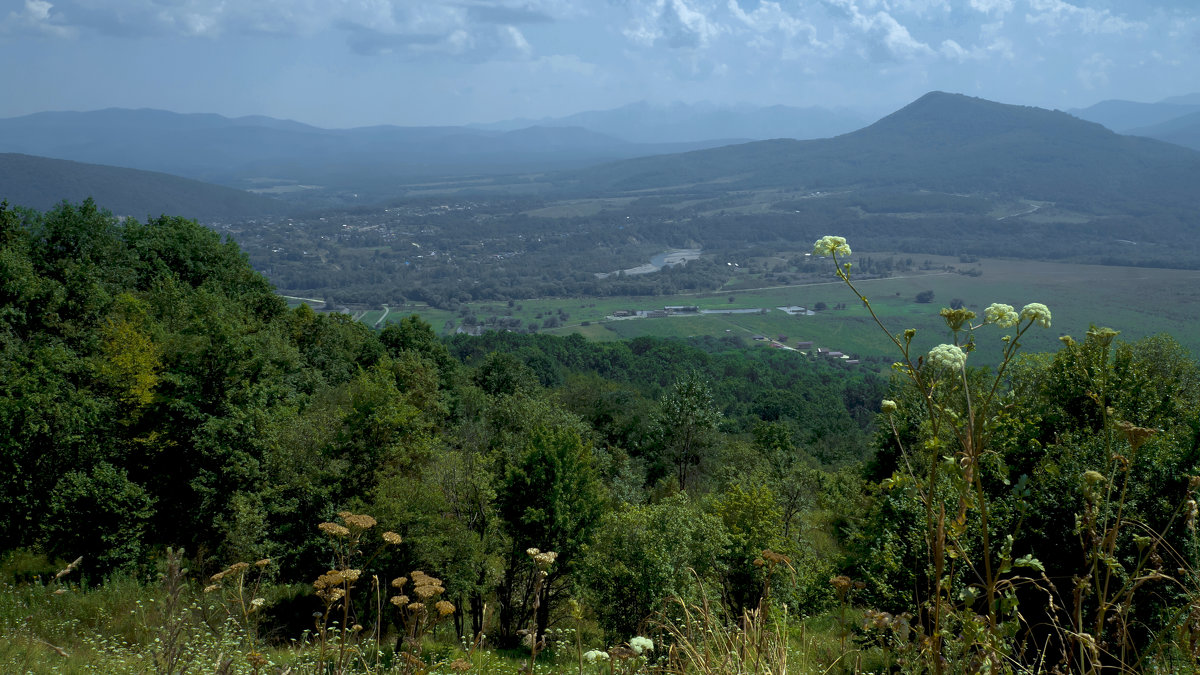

left=863, top=90, right=1109, bottom=143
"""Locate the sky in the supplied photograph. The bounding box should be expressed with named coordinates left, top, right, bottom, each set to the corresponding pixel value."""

left=1, top=0, right=1198, bottom=128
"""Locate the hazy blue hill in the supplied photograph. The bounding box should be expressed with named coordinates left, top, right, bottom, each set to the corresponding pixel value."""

left=1127, top=111, right=1200, bottom=151
left=474, top=100, right=869, bottom=142
left=557, top=91, right=1200, bottom=214
left=0, top=153, right=288, bottom=221
left=1068, top=98, right=1200, bottom=132
left=0, top=108, right=747, bottom=201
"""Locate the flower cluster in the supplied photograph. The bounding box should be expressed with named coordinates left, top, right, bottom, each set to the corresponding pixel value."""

left=629, top=635, right=654, bottom=655
left=1020, top=302, right=1052, bottom=328
left=984, top=303, right=1019, bottom=328
left=927, top=343, right=967, bottom=371
left=813, top=235, right=852, bottom=257
left=584, top=649, right=610, bottom=663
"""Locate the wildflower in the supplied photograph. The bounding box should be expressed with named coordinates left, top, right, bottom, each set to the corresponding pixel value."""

left=230, top=562, right=250, bottom=573
left=342, top=513, right=377, bottom=531
left=407, top=602, right=425, bottom=612
left=927, top=343, right=967, bottom=370
left=390, top=594, right=410, bottom=607
left=813, top=235, right=851, bottom=257
left=629, top=636, right=654, bottom=655
left=382, top=531, right=402, bottom=545
left=984, top=303, right=1019, bottom=328
left=203, top=584, right=219, bottom=593
left=881, top=399, right=897, bottom=414
left=939, top=307, right=976, bottom=332
left=250, top=597, right=265, bottom=611
left=254, top=558, right=271, bottom=568
left=584, top=649, right=610, bottom=663
left=342, top=569, right=362, bottom=583
left=1083, top=470, right=1105, bottom=484
left=436, top=600, right=456, bottom=616
left=1020, top=303, right=1052, bottom=328
left=318, top=522, right=351, bottom=538
left=450, top=659, right=473, bottom=672
left=391, top=576, right=408, bottom=589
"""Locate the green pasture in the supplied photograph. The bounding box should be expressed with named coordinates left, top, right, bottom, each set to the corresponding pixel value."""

left=367, top=253, right=1200, bottom=366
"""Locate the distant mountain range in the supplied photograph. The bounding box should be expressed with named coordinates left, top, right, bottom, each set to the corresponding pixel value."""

left=553, top=92, right=1200, bottom=213
left=4, top=91, right=1200, bottom=233
left=1067, top=94, right=1200, bottom=150
left=0, top=108, right=741, bottom=202
left=0, top=153, right=288, bottom=221
left=471, top=100, right=873, bottom=143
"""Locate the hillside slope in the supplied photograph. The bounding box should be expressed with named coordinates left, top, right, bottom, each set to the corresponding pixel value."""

left=0, top=153, right=288, bottom=221
left=554, top=92, right=1200, bottom=215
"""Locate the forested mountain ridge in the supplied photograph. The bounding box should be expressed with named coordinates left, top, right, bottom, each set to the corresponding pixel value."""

left=553, top=92, right=1200, bottom=216
left=0, top=108, right=739, bottom=202
left=0, top=152, right=289, bottom=221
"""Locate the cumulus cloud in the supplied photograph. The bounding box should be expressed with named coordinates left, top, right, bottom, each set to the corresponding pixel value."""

left=969, top=0, right=1015, bottom=16
left=823, top=0, right=935, bottom=60
left=2, top=0, right=76, bottom=37
left=1025, top=0, right=1145, bottom=35
left=2, top=0, right=559, bottom=60
left=624, top=0, right=723, bottom=49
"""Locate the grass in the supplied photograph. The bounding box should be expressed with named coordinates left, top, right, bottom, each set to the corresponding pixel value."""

left=344, top=252, right=1200, bottom=367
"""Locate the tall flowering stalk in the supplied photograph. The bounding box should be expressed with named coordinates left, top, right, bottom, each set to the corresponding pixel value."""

left=817, top=235, right=1053, bottom=672
left=313, top=511, right=403, bottom=674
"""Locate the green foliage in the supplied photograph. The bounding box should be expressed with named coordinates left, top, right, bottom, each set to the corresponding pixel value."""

left=45, top=463, right=156, bottom=575
left=579, top=495, right=726, bottom=639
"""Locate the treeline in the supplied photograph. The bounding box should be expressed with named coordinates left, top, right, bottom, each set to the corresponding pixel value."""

left=5, top=201, right=1200, bottom=669
left=235, top=187, right=1200, bottom=309
left=0, top=200, right=880, bottom=644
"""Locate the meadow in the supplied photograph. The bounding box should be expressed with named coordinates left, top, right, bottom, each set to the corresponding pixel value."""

left=369, top=252, right=1200, bottom=367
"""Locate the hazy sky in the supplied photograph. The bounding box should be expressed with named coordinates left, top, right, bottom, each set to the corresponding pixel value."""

left=2, top=0, right=1197, bottom=127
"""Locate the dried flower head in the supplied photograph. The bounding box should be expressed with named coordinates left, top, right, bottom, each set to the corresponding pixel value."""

left=436, top=600, right=456, bottom=616
left=342, top=513, right=377, bottom=531
left=408, top=602, right=426, bottom=612
left=230, top=562, right=250, bottom=573
left=203, top=584, right=219, bottom=593
left=319, top=522, right=351, bottom=538
left=255, top=558, right=271, bottom=568
left=390, top=594, right=410, bottom=607
left=392, top=576, right=408, bottom=589
left=1116, top=420, right=1156, bottom=451
left=382, top=531, right=402, bottom=545
left=450, top=658, right=473, bottom=672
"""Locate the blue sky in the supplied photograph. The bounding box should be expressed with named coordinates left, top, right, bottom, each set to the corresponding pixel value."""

left=2, top=0, right=1197, bottom=127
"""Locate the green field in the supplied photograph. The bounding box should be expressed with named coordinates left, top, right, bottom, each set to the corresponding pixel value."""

left=364, top=253, right=1200, bottom=367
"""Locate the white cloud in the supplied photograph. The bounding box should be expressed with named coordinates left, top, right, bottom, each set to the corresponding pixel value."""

left=624, top=0, right=723, bottom=49
left=1025, top=0, right=1145, bottom=35
left=968, top=0, right=1014, bottom=15
left=823, top=0, right=935, bottom=60
left=2, top=0, right=76, bottom=38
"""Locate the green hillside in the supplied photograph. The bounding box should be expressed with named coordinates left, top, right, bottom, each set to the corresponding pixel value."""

left=0, top=152, right=289, bottom=221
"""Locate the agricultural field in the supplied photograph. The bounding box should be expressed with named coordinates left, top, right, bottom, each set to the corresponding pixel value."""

left=339, top=252, right=1200, bottom=367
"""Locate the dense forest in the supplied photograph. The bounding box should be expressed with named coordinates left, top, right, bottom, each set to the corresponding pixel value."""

left=3, top=201, right=1200, bottom=673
